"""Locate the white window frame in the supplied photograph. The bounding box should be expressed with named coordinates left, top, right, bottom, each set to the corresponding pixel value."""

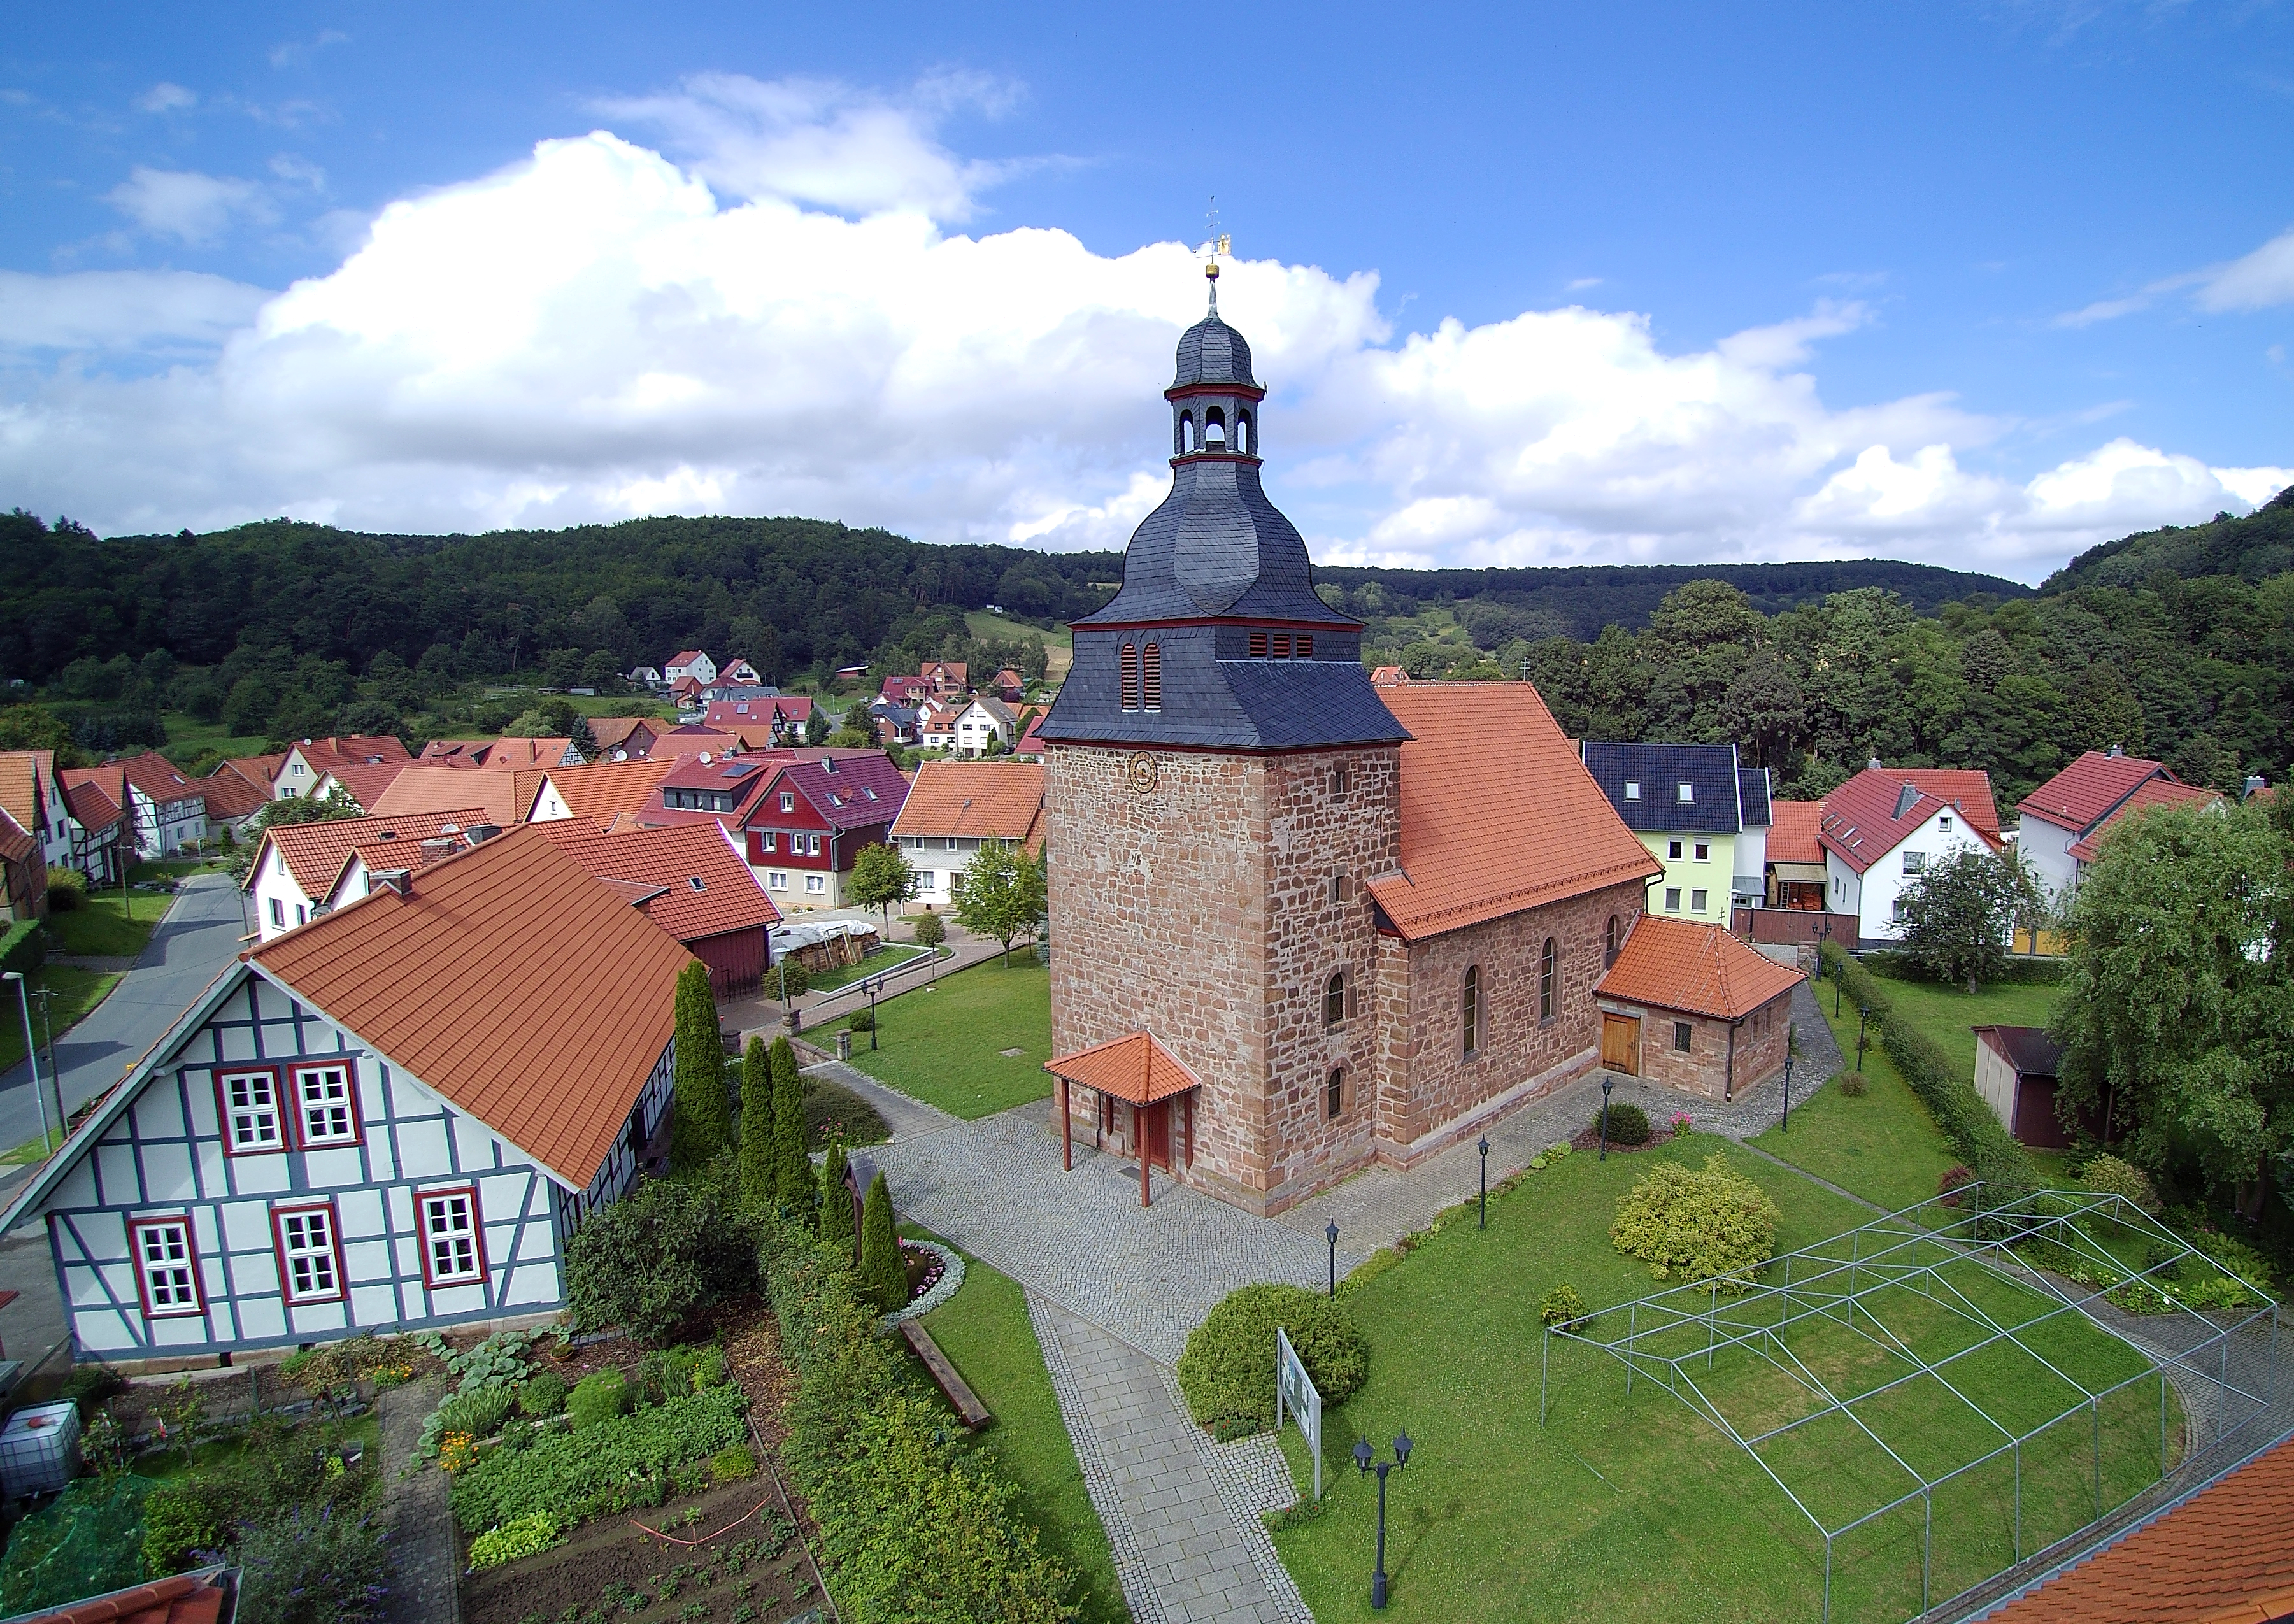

left=292, top=1061, right=359, bottom=1148
left=268, top=897, right=284, bottom=927
left=780, top=792, right=795, bottom=812
left=805, top=874, right=825, bottom=894
left=131, top=1218, right=202, bottom=1318
left=768, top=871, right=788, bottom=889
left=1624, top=780, right=1641, bottom=800
left=1668, top=840, right=1683, bottom=859
left=274, top=1204, right=345, bottom=1304
left=1678, top=783, right=1693, bottom=802
left=1904, top=851, right=1926, bottom=874
left=1664, top=887, right=1683, bottom=911
left=1693, top=843, right=1709, bottom=862
left=419, top=1189, right=485, bottom=1286
left=1939, top=815, right=1954, bottom=832
left=218, top=1069, right=284, bottom=1154
left=1690, top=888, right=1709, bottom=913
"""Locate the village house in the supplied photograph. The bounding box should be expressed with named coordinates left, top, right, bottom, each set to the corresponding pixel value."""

left=534, top=821, right=780, bottom=997
left=1015, top=712, right=1050, bottom=759
left=525, top=757, right=683, bottom=831
left=0, top=808, right=45, bottom=922
left=1037, top=289, right=1665, bottom=1214
left=869, top=701, right=920, bottom=748
left=663, top=650, right=717, bottom=688
left=1763, top=799, right=1828, bottom=909
left=627, top=666, right=663, bottom=690
left=0, top=750, right=76, bottom=877
left=920, top=660, right=969, bottom=702
left=704, top=695, right=812, bottom=744
left=245, top=808, right=498, bottom=939
left=473, top=736, right=584, bottom=771
left=952, top=695, right=1020, bottom=756
left=1581, top=742, right=1772, bottom=923
left=890, top=760, right=1045, bottom=911
left=880, top=674, right=929, bottom=707
left=308, top=759, right=411, bottom=815
left=647, top=751, right=908, bottom=908
left=718, top=659, right=765, bottom=687
left=274, top=736, right=411, bottom=800
left=0, top=825, right=695, bottom=1370
left=1592, top=915, right=1802, bottom=1101
left=583, top=717, right=662, bottom=760
left=917, top=699, right=961, bottom=752
left=194, top=764, right=274, bottom=836
left=2014, top=748, right=2221, bottom=905
left=59, top=775, right=129, bottom=885
left=369, top=766, right=540, bottom=827
left=66, top=755, right=208, bottom=859
left=1818, top=766, right=2002, bottom=942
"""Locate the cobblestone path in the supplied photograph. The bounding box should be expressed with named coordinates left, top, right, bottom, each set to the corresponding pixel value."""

left=379, top=1379, right=462, bottom=1624
left=1028, top=1293, right=1309, bottom=1624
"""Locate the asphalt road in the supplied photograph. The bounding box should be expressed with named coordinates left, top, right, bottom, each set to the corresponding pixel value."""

left=0, top=872, right=252, bottom=1158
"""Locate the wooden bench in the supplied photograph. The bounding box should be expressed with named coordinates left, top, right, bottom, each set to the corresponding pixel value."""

left=899, top=1320, right=992, bottom=1429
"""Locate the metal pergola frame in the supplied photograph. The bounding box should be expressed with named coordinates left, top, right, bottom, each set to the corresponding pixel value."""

left=1539, top=1184, right=2280, bottom=1624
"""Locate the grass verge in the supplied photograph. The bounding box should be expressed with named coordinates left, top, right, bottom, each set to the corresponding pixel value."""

left=43, top=890, right=171, bottom=959
left=1751, top=995, right=1959, bottom=1211
left=846, top=958, right=1051, bottom=1118
left=0, top=967, right=118, bottom=1078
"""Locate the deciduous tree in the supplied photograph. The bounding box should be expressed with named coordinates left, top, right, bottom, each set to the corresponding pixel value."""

left=1897, top=845, right=2040, bottom=993
left=848, top=841, right=918, bottom=932
left=953, top=840, right=1046, bottom=965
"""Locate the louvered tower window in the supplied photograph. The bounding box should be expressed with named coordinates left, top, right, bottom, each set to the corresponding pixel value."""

left=1141, top=643, right=1162, bottom=711
left=1120, top=643, right=1139, bottom=711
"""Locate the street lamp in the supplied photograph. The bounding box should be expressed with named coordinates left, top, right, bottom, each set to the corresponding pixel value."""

left=3, top=972, right=53, bottom=1154
left=1856, top=1004, right=1870, bottom=1066
left=1327, top=1220, right=1339, bottom=1300
left=1477, top=1136, right=1490, bottom=1229
left=864, top=977, right=881, bottom=1051
left=1353, top=1429, right=1415, bottom=1609
left=1779, top=1055, right=1795, bottom=1133
left=1599, top=1075, right=1614, bottom=1161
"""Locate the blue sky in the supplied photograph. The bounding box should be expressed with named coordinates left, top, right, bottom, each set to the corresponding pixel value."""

left=1, top=1, right=2289, bottom=579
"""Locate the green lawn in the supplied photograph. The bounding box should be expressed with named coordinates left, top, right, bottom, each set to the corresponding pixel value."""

left=158, top=712, right=273, bottom=769
left=964, top=611, right=1073, bottom=683
left=0, top=966, right=118, bottom=1088
left=43, top=890, right=171, bottom=960
left=1268, top=1137, right=2173, bottom=1624
left=806, top=943, right=929, bottom=997
left=844, top=958, right=1051, bottom=1118
left=1856, top=968, right=2063, bottom=1086
left=914, top=1246, right=1126, bottom=1624
left=1751, top=995, right=1960, bottom=1212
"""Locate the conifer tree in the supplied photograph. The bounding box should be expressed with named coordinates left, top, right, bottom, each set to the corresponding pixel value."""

left=737, top=1036, right=774, bottom=1212
left=858, top=1172, right=906, bottom=1312
left=818, top=1141, right=855, bottom=1264
left=669, top=962, right=729, bottom=1170
left=769, top=1037, right=813, bottom=1220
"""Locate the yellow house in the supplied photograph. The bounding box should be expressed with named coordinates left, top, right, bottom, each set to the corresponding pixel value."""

left=1579, top=742, right=1771, bottom=927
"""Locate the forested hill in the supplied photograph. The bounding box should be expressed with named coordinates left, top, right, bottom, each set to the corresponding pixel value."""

left=2042, top=483, right=2294, bottom=594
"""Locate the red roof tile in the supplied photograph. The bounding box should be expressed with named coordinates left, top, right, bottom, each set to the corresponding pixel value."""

left=15, top=1565, right=232, bottom=1623
left=251, top=809, right=500, bottom=901
left=2018, top=750, right=2170, bottom=836
left=250, top=824, right=694, bottom=1188
left=1766, top=799, right=1825, bottom=865
left=192, top=769, right=271, bottom=823
left=1595, top=915, right=1804, bottom=1019
left=0, top=751, right=55, bottom=837
left=316, top=759, right=411, bottom=811
left=290, top=735, right=413, bottom=771
left=2065, top=778, right=2223, bottom=861
left=58, top=774, right=122, bottom=834
left=369, top=767, right=539, bottom=825
left=890, top=760, right=1043, bottom=853
left=478, top=736, right=576, bottom=769
left=532, top=820, right=780, bottom=943
left=585, top=717, right=658, bottom=753
left=536, top=758, right=683, bottom=829
left=1366, top=684, right=1661, bottom=941
left=1986, top=1439, right=2294, bottom=1623
left=0, top=806, right=34, bottom=867
left=1820, top=767, right=2003, bottom=875
left=1044, top=1030, right=1201, bottom=1104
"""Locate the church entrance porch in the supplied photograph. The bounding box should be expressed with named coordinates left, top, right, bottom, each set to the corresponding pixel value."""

left=1044, top=1030, right=1200, bottom=1207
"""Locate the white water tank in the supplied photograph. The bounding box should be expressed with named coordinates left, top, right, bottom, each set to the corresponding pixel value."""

left=0, top=1402, right=82, bottom=1498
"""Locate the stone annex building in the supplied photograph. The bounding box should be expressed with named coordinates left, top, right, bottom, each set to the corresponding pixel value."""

left=1038, top=274, right=1802, bottom=1216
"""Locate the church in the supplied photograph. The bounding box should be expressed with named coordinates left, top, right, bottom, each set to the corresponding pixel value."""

left=1037, top=267, right=1786, bottom=1217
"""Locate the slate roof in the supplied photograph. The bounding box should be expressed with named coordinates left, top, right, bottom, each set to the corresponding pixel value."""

left=1982, top=1437, right=2294, bottom=1623
left=1766, top=800, right=1825, bottom=866
left=250, top=823, right=695, bottom=1190
left=1580, top=743, right=1746, bottom=835
left=1974, top=1025, right=2061, bottom=1079
left=532, top=820, right=780, bottom=943
left=1039, top=630, right=1409, bottom=752
left=2065, top=778, right=2223, bottom=862
left=1172, top=307, right=1256, bottom=388
left=250, top=809, right=499, bottom=901
left=1366, top=684, right=1661, bottom=941
left=2018, top=750, right=2175, bottom=837
left=369, top=766, right=540, bottom=825
left=1738, top=767, right=1773, bottom=829
left=1820, top=768, right=2004, bottom=874
left=1597, top=915, right=1804, bottom=1020
left=1044, top=1030, right=1202, bottom=1105
left=892, top=760, right=1044, bottom=853
left=537, top=758, right=682, bottom=829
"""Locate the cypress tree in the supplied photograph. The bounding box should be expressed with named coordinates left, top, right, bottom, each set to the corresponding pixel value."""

left=769, top=1037, right=814, bottom=1220
left=737, top=1036, right=774, bottom=1212
left=858, top=1172, right=906, bottom=1313
left=818, top=1141, right=854, bottom=1264
left=669, top=962, right=729, bottom=1170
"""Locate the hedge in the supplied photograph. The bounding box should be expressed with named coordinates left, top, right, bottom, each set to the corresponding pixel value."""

left=448, top=1385, right=749, bottom=1532
left=1820, top=941, right=2034, bottom=1199
left=1176, top=1284, right=1367, bottom=1440
left=0, top=919, right=42, bottom=977
left=762, top=1222, right=1076, bottom=1623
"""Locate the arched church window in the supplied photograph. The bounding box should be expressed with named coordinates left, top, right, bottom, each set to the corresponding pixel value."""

left=1327, top=1067, right=1345, bottom=1120
left=1141, top=643, right=1162, bottom=711
left=1605, top=914, right=1620, bottom=968
left=1539, top=937, right=1557, bottom=1023
left=1204, top=406, right=1226, bottom=446
left=1462, top=964, right=1481, bottom=1058
left=1120, top=643, right=1140, bottom=711
left=1237, top=412, right=1253, bottom=454
left=1325, top=970, right=1346, bottom=1029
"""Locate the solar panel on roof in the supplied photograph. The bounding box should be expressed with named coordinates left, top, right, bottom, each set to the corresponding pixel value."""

left=721, top=763, right=759, bottom=779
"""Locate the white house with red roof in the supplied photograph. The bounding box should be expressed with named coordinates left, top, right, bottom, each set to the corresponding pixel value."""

left=719, top=658, right=764, bottom=687
left=2014, top=748, right=2220, bottom=904
left=64, top=755, right=209, bottom=859
left=663, top=650, right=716, bottom=687
left=275, top=736, right=412, bottom=801
left=1818, top=766, right=2003, bottom=941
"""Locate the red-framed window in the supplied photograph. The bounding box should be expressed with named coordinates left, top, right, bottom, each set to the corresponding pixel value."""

left=272, top=1202, right=346, bottom=1304
left=289, top=1060, right=360, bottom=1148
left=128, top=1216, right=203, bottom=1318
left=215, top=1067, right=285, bottom=1155
left=417, top=1186, right=487, bottom=1288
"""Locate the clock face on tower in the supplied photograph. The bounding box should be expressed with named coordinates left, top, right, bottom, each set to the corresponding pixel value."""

left=1127, top=752, right=1158, bottom=794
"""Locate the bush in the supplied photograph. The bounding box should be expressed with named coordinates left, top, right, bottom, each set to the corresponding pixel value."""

left=846, top=1007, right=875, bottom=1032
left=567, top=1371, right=629, bottom=1430
left=1836, top=1071, right=1869, bottom=1097
left=1597, top=1100, right=1651, bottom=1146
left=771, top=954, right=811, bottom=999
left=233, top=1503, right=388, bottom=1624
left=1611, top=1153, right=1781, bottom=1289
left=450, top=1387, right=750, bottom=1532
left=564, top=1158, right=759, bottom=1343
left=2183, top=1223, right=2277, bottom=1290
left=911, top=911, right=945, bottom=948
left=517, top=1371, right=567, bottom=1418
left=858, top=1172, right=905, bottom=1313
left=1539, top=1283, right=1586, bottom=1327
left=44, top=867, right=86, bottom=911
left=0, top=919, right=41, bottom=976
left=469, top=1509, right=565, bottom=1570
left=60, top=1363, right=125, bottom=1423
left=2083, top=1154, right=2162, bottom=1216
left=435, top=1384, right=515, bottom=1439
left=1176, top=1283, right=1368, bottom=1439
left=711, top=1444, right=757, bottom=1482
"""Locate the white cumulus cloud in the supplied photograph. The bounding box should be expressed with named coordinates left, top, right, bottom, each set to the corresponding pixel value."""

left=4, top=83, right=2286, bottom=581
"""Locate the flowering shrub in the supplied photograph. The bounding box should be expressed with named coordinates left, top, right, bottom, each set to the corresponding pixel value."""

left=438, top=1432, right=479, bottom=1474
left=1669, top=1113, right=1693, bottom=1137
left=1611, top=1154, right=1781, bottom=1290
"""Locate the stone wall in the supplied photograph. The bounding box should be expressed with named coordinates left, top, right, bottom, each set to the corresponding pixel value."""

left=1597, top=985, right=1794, bottom=1101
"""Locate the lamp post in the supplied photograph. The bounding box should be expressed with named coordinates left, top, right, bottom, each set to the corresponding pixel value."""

left=864, top=977, right=881, bottom=1051
left=1856, top=1004, right=1870, bottom=1067
left=1477, top=1136, right=1490, bottom=1229
left=1353, top=1429, right=1414, bottom=1609
left=1599, top=1075, right=1614, bottom=1161
left=1327, top=1220, right=1339, bottom=1300
left=1780, top=1054, right=1795, bottom=1133
left=31, top=984, right=59, bottom=1100
left=4, top=972, right=52, bottom=1154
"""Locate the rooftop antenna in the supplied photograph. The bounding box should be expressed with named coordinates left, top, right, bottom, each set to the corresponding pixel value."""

left=1195, top=197, right=1230, bottom=313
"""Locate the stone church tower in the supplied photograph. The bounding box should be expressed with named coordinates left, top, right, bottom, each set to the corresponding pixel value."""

left=1039, top=273, right=1411, bottom=1216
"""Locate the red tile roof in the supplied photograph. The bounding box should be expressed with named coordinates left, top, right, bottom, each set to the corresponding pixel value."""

left=1766, top=799, right=1825, bottom=865
left=533, top=820, right=780, bottom=943
left=0, top=806, right=33, bottom=867
left=705, top=697, right=811, bottom=730
left=585, top=717, right=658, bottom=754
left=1986, top=1439, right=2294, bottom=1623
left=316, top=759, right=411, bottom=811
left=250, top=824, right=694, bottom=1188
left=2017, top=750, right=2170, bottom=835
left=890, top=760, right=1044, bottom=853
left=369, top=766, right=541, bottom=825
left=215, top=753, right=285, bottom=792
left=480, top=736, right=576, bottom=769
left=292, top=734, right=413, bottom=771
left=1366, top=684, right=1661, bottom=941
left=1370, top=666, right=1408, bottom=686
left=58, top=774, right=122, bottom=834
left=1819, top=767, right=2004, bottom=875
left=668, top=649, right=709, bottom=668
left=0, top=750, right=56, bottom=837
left=1044, top=1030, right=1201, bottom=1104
left=643, top=726, right=736, bottom=760
left=2063, top=778, right=2222, bottom=860
left=536, top=758, right=683, bottom=829
left=14, top=1565, right=232, bottom=1624
left=250, top=809, right=500, bottom=901
left=1596, top=915, right=1804, bottom=1019
left=107, top=752, right=202, bottom=806
left=192, top=769, right=271, bottom=823
left=417, top=739, right=488, bottom=766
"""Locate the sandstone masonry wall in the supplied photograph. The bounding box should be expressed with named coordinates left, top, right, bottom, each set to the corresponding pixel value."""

left=1597, top=985, right=1794, bottom=1102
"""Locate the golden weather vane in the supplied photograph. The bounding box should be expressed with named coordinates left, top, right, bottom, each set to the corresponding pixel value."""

left=1195, top=197, right=1231, bottom=306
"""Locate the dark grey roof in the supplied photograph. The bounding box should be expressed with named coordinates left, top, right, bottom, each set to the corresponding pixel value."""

left=1977, top=1025, right=2060, bottom=1079
left=1579, top=742, right=1744, bottom=834
left=1076, top=459, right=1355, bottom=628
left=1036, top=625, right=1408, bottom=752
left=1737, top=767, right=1773, bottom=829
left=1172, top=308, right=1256, bottom=389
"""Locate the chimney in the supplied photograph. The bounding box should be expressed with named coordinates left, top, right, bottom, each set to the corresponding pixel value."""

left=371, top=868, right=413, bottom=897
left=467, top=823, right=501, bottom=843
left=2245, top=774, right=2267, bottom=798
left=2106, top=744, right=2123, bottom=758
left=1867, top=756, right=1882, bottom=772
left=418, top=838, right=457, bottom=865
left=822, top=756, right=838, bottom=773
